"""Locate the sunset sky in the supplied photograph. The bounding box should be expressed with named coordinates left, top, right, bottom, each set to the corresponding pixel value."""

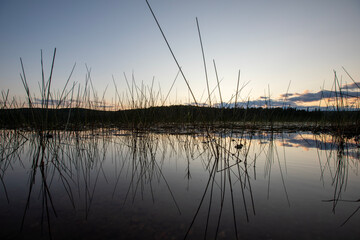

left=0, top=0, right=359, bottom=109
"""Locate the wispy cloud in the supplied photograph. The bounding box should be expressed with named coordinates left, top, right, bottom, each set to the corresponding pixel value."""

left=279, top=93, right=294, bottom=98
left=213, top=99, right=297, bottom=109
left=33, top=98, right=114, bottom=109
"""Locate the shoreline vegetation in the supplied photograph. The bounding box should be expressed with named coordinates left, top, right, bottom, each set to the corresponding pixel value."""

left=1, top=49, right=359, bottom=136
left=0, top=106, right=359, bottom=136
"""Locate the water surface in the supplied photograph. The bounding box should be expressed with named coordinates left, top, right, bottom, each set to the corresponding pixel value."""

left=0, top=129, right=359, bottom=239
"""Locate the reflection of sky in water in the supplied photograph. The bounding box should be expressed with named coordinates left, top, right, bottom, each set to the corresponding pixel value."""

left=221, top=131, right=359, bottom=160
left=0, top=130, right=359, bottom=239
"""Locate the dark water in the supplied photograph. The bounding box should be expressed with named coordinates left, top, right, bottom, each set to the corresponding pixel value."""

left=0, top=129, right=359, bottom=239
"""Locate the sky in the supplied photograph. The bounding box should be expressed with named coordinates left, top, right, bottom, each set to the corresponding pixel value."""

left=0, top=0, right=359, bottom=109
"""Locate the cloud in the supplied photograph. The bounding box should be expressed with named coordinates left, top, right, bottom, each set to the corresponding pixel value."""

left=286, top=90, right=359, bottom=103
left=287, top=90, right=331, bottom=102
left=279, top=93, right=294, bottom=98
left=33, top=98, right=65, bottom=106
left=342, top=82, right=360, bottom=90
left=214, top=87, right=359, bottom=110
left=33, top=98, right=114, bottom=109
left=214, top=99, right=298, bottom=109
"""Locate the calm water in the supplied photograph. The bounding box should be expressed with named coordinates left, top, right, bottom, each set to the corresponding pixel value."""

left=0, top=129, right=359, bottom=239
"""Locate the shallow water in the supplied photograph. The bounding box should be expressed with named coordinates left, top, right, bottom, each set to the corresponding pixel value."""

left=0, top=129, right=359, bottom=239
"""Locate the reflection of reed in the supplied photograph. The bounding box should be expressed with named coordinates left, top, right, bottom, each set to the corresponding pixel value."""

left=0, top=129, right=268, bottom=239
left=21, top=135, right=58, bottom=239
left=5, top=129, right=260, bottom=239
left=1, top=130, right=113, bottom=238
left=0, top=130, right=28, bottom=204
left=183, top=130, right=259, bottom=240
left=264, top=132, right=291, bottom=206
left=119, top=133, right=181, bottom=214
left=0, top=129, right=197, bottom=238
left=3, top=128, right=357, bottom=238
left=317, top=134, right=360, bottom=226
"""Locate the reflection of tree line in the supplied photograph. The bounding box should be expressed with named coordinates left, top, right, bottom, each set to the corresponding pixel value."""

left=0, top=129, right=358, bottom=239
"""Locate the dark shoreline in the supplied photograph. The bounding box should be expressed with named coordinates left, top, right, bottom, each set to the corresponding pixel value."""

left=1, top=106, right=359, bottom=136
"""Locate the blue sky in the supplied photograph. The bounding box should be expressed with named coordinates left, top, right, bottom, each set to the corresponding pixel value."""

left=0, top=0, right=359, bottom=108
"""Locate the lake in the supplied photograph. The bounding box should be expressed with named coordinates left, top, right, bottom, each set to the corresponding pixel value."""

left=0, top=129, right=359, bottom=239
